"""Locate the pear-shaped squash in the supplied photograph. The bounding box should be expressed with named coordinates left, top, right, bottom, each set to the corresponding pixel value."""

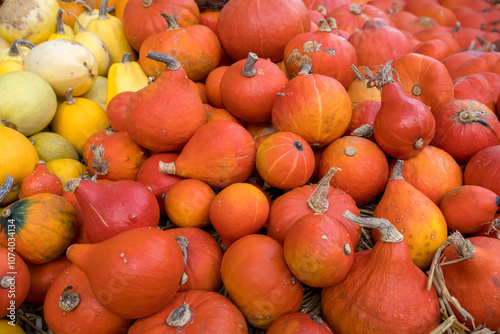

left=125, top=52, right=206, bottom=152
left=65, top=178, right=160, bottom=243
left=66, top=227, right=185, bottom=319
left=159, top=120, right=256, bottom=189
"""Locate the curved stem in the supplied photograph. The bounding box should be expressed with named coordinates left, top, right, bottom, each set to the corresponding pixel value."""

left=75, top=0, right=94, bottom=15
left=367, top=61, right=395, bottom=90
left=98, top=0, right=109, bottom=19
left=307, top=167, right=338, bottom=214
left=317, top=19, right=332, bottom=32
left=242, top=52, right=258, bottom=77
left=351, top=124, right=374, bottom=138
left=389, top=159, right=404, bottom=180
left=69, top=13, right=87, bottom=32
left=447, top=231, right=476, bottom=258
left=55, top=8, right=65, bottom=35
left=160, top=13, right=180, bottom=30
left=91, top=145, right=108, bottom=176
left=145, top=51, right=181, bottom=71
left=343, top=210, right=404, bottom=243
left=64, top=178, right=81, bottom=193
left=8, top=39, right=35, bottom=57
left=316, top=6, right=327, bottom=16
left=65, top=88, right=76, bottom=105
left=0, top=175, right=14, bottom=203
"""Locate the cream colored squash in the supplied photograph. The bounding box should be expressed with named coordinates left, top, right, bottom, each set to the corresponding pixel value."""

left=0, top=0, right=60, bottom=45
left=81, top=75, right=108, bottom=110
left=24, top=39, right=98, bottom=97
left=0, top=71, right=58, bottom=136
left=73, top=20, right=111, bottom=76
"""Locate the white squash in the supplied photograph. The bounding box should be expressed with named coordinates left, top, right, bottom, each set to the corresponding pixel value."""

left=0, top=71, right=58, bottom=136
left=24, top=39, right=99, bottom=97
left=0, top=0, right=59, bottom=45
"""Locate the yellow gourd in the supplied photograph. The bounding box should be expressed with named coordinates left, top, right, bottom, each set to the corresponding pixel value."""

left=81, top=75, right=108, bottom=110
left=0, top=0, right=60, bottom=45
left=0, top=319, right=26, bottom=334
left=29, top=131, right=80, bottom=162
left=73, top=0, right=99, bottom=34
left=24, top=38, right=98, bottom=97
left=0, top=59, right=24, bottom=76
left=85, top=0, right=136, bottom=64
left=72, top=15, right=111, bottom=76
left=45, top=158, right=88, bottom=191
left=0, top=126, right=39, bottom=205
left=0, top=39, right=35, bottom=75
left=106, top=52, right=148, bottom=105
left=48, top=8, right=75, bottom=41
left=51, top=88, right=109, bottom=155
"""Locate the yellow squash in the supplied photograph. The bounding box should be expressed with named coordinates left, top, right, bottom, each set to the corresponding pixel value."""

left=48, top=8, right=75, bottom=41
left=72, top=17, right=111, bottom=76
left=45, top=158, right=88, bottom=191
left=106, top=52, right=148, bottom=105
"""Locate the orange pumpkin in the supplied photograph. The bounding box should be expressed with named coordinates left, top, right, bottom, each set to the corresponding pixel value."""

left=266, top=313, right=333, bottom=334
left=326, top=2, right=389, bottom=34
left=204, top=65, right=229, bottom=108
left=0, top=193, right=76, bottom=264
left=25, top=256, right=72, bottom=304
left=0, top=247, right=30, bottom=318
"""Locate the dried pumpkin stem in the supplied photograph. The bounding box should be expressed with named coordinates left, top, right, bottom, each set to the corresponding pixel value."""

left=0, top=174, right=14, bottom=203
left=485, top=218, right=500, bottom=239
left=326, top=17, right=338, bottom=30
left=161, top=13, right=181, bottom=30
left=344, top=146, right=357, bottom=157
left=55, top=8, right=65, bottom=34
left=166, top=303, right=191, bottom=327
left=121, top=52, right=132, bottom=64
left=446, top=231, right=476, bottom=259
left=145, top=51, right=181, bottom=71
left=0, top=276, right=13, bottom=289
left=307, top=167, right=338, bottom=214
left=65, top=88, right=76, bottom=105
left=428, top=315, right=457, bottom=334
left=413, top=137, right=424, bottom=149
left=75, top=0, right=93, bottom=14
left=175, top=236, right=189, bottom=265
left=142, top=0, right=152, bottom=7
left=350, top=3, right=362, bottom=15
left=389, top=159, right=404, bottom=181
left=242, top=52, right=258, bottom=77
left=59, top=286, right=80, bottom=312
left=317, top=19, right=332, bottom=32
left=8, top=39, right=35, bottom=56
left=351, top=124, right=374, bottom=138
left=159, top=161, right=176, bottom=175
left=316, top=6, right=327, bottom=16
left=91, top=145, right=108, bottom=176
left=98, top=0, right=109, bottom=19
left=367, top=61, right=395, bottom=90
left=64, top=178, right=82, bottom=193
left=343, top=210, right=404, bottom=243
left=298, top=63, right=312, bottom=75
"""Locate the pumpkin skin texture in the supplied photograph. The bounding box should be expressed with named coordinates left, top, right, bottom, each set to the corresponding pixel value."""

left=165, top=227, right=223, bottom=292
left=431, top=99, right=500, bottom=163
left=68, top=179, right=160, bottom=244
left=272, top=71, right=352, bottom=149
left=159, top=120, right=256, bottom=189
left=221, top=234, right=303, bottom=330
left=44, top=265, right=133, bottom=334
left=440, top=185, right=500, bottom=235
left=318, top=136, right=389, bottom=206
left=217, top=0, right=311, bottom=62
left=453, top=72, right=500, bottom=114
left=321, top=212, right=441, bottom=334
left=123, top=0, right=200, bottom=52
left=127, top=290, right=248, bottom=334
left=0, top=193, right=76, bottom=264
left=266, top=312, right=333, bottom=334
left=66, top=227, right=185, bottom=319
left=0, top=126, right=40, bottom=205
left=136, top=153, right=183, bottom=216
left=256, top=132, right=315, bottom=190
left=440, top=235, right=500, bottom=330
left=219, top=53, right=289, bottom=123
left=139, top=15, right=221, bottom=82
left=125, top=53, right=206, bottom=152
left=283, top=18, right=358, bottom=87
left=388, top=145, right=463, bottom=206
left=25, top=255, right=72, bottom=305
left=205, top=65, right=229, bottom=108
left=391, top=53, right=454, bottom=113
left=0, top=248, right=30, bottom=318
left=284, top=213, right=354, bottom=287
left=373, top=160, right=448, bottom=269
left=105, top=91, right=134, bottom=133
left=209, top=182, right=270, bottom=247
left=464, top=145, right=500, bottom=196
left=28, top=132, right=79, bottom=163
left=373, top=79, right=436, bottom=160
left=164, top=179, right=216, bottom=228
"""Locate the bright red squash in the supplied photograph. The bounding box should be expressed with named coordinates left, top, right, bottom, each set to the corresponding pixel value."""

left=453, top=72, right=500, bottom=114
left=105, top=91, right=134, bottom=133
left=440, top=233, right=500, bottom=330
left=326, top=3, right=389, bottom=34
left=464, top=145, right=500, bottom=196
left=440, top=185, right=500, bottom=235
left=0, top=193, right=76, bottom=264
left=221, top=234, right=303, bottom=329
left=66, top=227, right=185, bottom=319
left=266, top=312, right=333, bottom=334
left=44, top=265, right=133, bottom=334
left=255, top=131, right=315, bottom=190
left=65, top=178, right=160, bottom=243
left=209, top=182, right=269, bottom=247
left=372, top=63, right=436, bottom=159
left=318, top=135, right=389, bottom=206
left=164, top=227, right=223, bottom=292
left=373, top=159, right=448, bottom=269
left=217, top=0, right=311, bottom=62
left=25, top=255, right=72, bottom=305
left=321, top=211, right=441, bottom=333
left=0, top=248, right=30, bottom=318
left=272, top=64, right=352, bottom=149
left=122, top=0, right=200, bottom=51
left=125, top=52, right=206, bottom=152
left=345, top=99, right=381, bottom=140
left=431, top=99, right=500, bottom=163
left=219, top=52, right=289, bottom=123
left=158, top=120, right=256, bottom=189
left=283, top=18, right=358, bottom=87
left=127, top=290, right=247, bottom=333
left=19, top=160, right=63, bottom=199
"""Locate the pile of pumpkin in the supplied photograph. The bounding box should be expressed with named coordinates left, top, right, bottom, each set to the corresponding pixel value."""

left=0, top=0, right=500, bottom=332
